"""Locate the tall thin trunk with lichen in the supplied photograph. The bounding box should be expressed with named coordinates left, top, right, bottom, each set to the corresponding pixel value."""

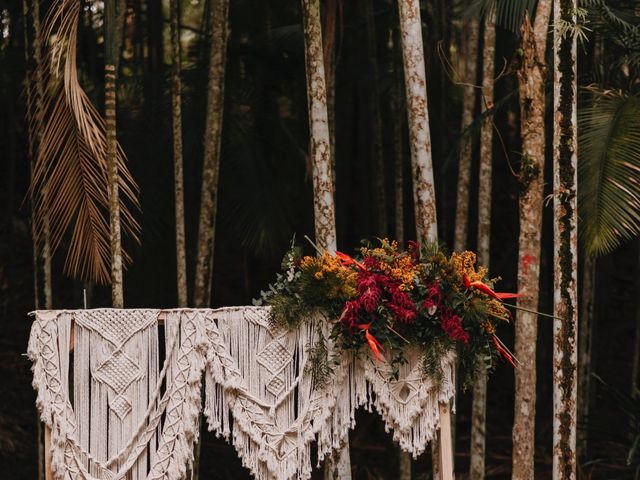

left=397, top=0, right=443, bottom=475
left=553, top=0, right=579, bottom=477
left=512, top=4, right=551, bottom=478
left=454, top=17, right=478, bottom=253
left=397, top=0, right=437, bottom=246
left=105, top=0, right=123, bottom=307
left=470, top=11, right=495, bottom=480
left=301, top=1, right=344, bottom=477
left=170, top=0, right=187, bottom=307
left=302, top=0, right=338, bottom=254
left=193, top=0, right=229, bottom=308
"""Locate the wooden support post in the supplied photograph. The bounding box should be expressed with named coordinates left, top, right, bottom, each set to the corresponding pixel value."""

left=44, top=425, right=52, bottom=480
left=439, top=401, right=454, bottom=479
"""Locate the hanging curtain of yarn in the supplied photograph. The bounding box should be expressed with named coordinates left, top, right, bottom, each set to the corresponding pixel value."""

left=28, top=308, right=455, bottom=480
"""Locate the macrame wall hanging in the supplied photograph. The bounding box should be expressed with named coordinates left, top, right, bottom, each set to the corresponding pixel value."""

left=29, top=308, right=455, bottom=480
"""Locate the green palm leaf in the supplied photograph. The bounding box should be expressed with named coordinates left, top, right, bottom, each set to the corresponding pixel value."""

left=578, top=88, right=640, bottom=257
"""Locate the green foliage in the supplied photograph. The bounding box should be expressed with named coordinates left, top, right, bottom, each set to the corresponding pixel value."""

left=578, top=88, right=640, bottom=256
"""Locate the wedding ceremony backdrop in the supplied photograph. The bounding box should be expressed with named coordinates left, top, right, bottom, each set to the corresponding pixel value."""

left=1, top=0, right=640, bottom=479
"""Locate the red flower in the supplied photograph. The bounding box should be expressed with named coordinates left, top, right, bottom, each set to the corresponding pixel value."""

left=407, top=240, right=420, bottom=262
left=387, top=286, right=417, bottom=323
left=422, top=283, right=441, bottom=315
left=440, top=309, right=469, bottom=345
left=362, top=256, right=380, bottom=270
left=340, top=300, right=361, bottom=328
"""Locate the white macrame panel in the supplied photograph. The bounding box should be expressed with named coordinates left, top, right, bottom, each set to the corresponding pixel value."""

left=204, top=307, right=331, bottom=480
left=28, top=309, right=207, bottom=480
left=29, top=307, right=456, bottom=480
left=357, top=349, right=456, bottom=458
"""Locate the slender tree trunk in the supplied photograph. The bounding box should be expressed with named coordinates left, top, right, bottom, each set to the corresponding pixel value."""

left=453, top=17, right=478, bottom=253
left=23, top=0, right=39, bottom=311
left=170, top=0, right=187, bottom=308
left=512, top=4, right=551, bottom=478
left=553, top=0, right=579, bottom=476
left=193, top=0, right=229, bottom=308
left=470, top=12, right=495, bottom=479
left=394, top=26, right=409, bottom=468
left=364, top=0, right=387, bottom=236
left=578, top=254, right=595, bottom=461
left=105, top=0, right=123, bottom=307
left=302, top=0, right=344, bottom=476
left=397, top=0, right=437, bottom=246
left=302, top=0, right=338, bottom=254
left=322, top=0, right=337, bottom=182
left=31, top=0, right=52, bottom=310
left=397, top=1, right=442, bottom=476
left=388, top=26, right=404, bottom=245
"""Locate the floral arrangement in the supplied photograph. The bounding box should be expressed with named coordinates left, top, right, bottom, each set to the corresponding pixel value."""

left=256, top=239, right=518, bottom=388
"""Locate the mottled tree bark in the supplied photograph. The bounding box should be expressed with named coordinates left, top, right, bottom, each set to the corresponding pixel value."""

left=397, top=1, right=444, bottom=476
left=512, top=4, right=551, bottom=479
left=470, top=12, right=495, bottom=480
left=31, top=0, right=52, bottom=310
left=170, top=0, right=187, bottom=308
left=553, top=0, right=579, bottom=476
left=193, top=0, right=229, bottom=308
left=322, top=0, right=337, bottom=182
left=397, top=0, right=437, bottom=245
left=454, top=17, right=478, bottom=253
left=105, top=0, right=123, bottom=307
left=364, top=0, right=387, bottom=236
left=302, top=0, right=338, bottom=254
left=302, top=1, right=344, bottom=476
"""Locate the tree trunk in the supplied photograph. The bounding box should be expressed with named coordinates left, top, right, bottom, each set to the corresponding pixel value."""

left=193, top=0, right=229, bottom=308
left=397, top=0, right=437, bottom=246
left=364, top=0, right=387, bottom=236
left=322, top=0, right=337, bottom=182
left=453, top=17, right=478, bottom=253
left=388, top=26, right=404, bottom=245
left=31, top=0, right=52, bottom=310
left=301, top=0, right=338, bottom=254
left=105, top=0, right=123, bottom=307
left=470, top=12, right=495, bottom=479
left=170, top=0, right=187, bottom=308
left=512, top=4, right=551, bottom=478
left=553, top=0, right=579, bottom=476
left=578, top=254, right=595, bottom=461
left=397, top=1, right=442, bottom=476
left=302, top=0, right=344, bottom=476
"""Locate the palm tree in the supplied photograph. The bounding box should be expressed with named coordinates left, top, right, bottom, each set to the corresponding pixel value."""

left=470, top=11, right=495, bottom=479
left=170, top=0, right=187, bottom=307
left=552, top=0, right=579, bottom=476
left=193, top=0, right=230, bottom=308
left=512, top=2, right=551, bottom=478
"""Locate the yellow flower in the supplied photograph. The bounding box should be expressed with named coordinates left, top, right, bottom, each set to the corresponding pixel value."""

left=451, top=251, right=488, bottom=282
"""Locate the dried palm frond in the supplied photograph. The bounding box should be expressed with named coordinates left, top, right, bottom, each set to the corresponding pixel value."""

left=30, top=0, right=140, bottom=284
